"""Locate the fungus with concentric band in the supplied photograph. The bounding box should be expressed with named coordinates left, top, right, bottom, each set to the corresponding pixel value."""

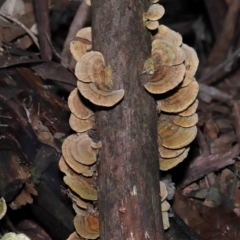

left=69, top=114, right=95, bottom=133
left=70, top=27, right=92, bottom=61
left=178, top=99, right=199, bottom=117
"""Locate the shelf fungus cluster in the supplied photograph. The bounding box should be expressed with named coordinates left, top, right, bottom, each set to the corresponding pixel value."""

left=144, top=17, right=199, bottom=171
left=60, top=19, right=125, bottom=239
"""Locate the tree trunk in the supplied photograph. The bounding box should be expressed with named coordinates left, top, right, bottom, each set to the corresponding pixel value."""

left=92, top=1, right=164, bottom=239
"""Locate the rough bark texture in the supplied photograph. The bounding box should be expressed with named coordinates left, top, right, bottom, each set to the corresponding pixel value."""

left=92, top=1, right=163, bottom=239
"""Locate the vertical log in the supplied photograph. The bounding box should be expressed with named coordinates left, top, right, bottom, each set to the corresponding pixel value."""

left=92, top=1, right=164, bottom=239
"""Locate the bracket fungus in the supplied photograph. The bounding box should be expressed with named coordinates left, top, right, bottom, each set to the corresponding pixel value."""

left=0, top=233, right=31, bottom=240
left=159, top=148, right=190, bottom=171
left=144, top=64, right=185, bottom=94
left=158, top=118, right=197, bottom=149
left=178, top=99, right=199, bottom=117
left=160, top=181, right=170, bottom=230
left=153, top=25, right=182, bottom=47
left=151, top=39, right=186, bottom=66
left=69, top=114, right=95, bottom=133
left=70, top=27, right=92, bottom=61
left=74, top=213, right=99, bottom=239
left=157, top=80, right=199, bottom=113
left=77, top=81, right=124, bottom=107
left=68, top=88, right=94, bottom=120
left=0, top=197, right=7, bottom=220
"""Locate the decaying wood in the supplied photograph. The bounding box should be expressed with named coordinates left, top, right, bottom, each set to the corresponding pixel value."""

left=0, top=66, right=74, bottom=239
left=92, top=1, right=163, bottom=239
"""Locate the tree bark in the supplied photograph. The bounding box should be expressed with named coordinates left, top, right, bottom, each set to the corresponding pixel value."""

left=92, top=1, right=164, bottom=239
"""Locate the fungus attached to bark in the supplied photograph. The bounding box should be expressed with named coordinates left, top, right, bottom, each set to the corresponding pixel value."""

left=151, top=39, right=186, bottom=66
left=145, top=20, right=159, bottom=30
left=160, top=181, right=168, bottom=201
left=77, top=81, right=124, bottom=107
left=160, top=112, right=198, bottom=128
left=144, top=64, right=185, bottom=94
left=64, top=175, right=97, bottom=201
left=70, top=27, right=92, bottom=61
left=158, top=119, right=197, bottom=149
left=69, top=114, right=95, bottom=133
left=153, top=25, right=182, bottom=46
left=178, top=99, right=199, bottom=117
left=0, top=197, right=7, bottom=220
left=158, top=137, right=185, bottom=158
left=161, top=200, right=170, bottom=212
left=85, top=0, right=91, bottom=6
left=157, top=80, right=199, bottom=113
left=144, top=4, right=165, bottom=21
left=62, top=133, right=99, bottom=166
left=181, top=44, right=199, bottom=77
left=61, top=137, right=95, bottom=177
left=160, top=148, right=190, bottom=171
left=74, top=213, right=100, bottom=239
left=68, top=88, right=94, bottom=119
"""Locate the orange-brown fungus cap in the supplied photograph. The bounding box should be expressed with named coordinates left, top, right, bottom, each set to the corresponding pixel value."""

left=71, top=133, right=99, bottom=165
left=63, top=133, right=98, bottom=166
left=160, top=181, right=168, bottom=201
left=70, top=27, right=92, bottom=61
left=64, top=175, right=97, bottom=200
left=160, top=148, right=190, bottom=170
left=157, top=80, right=199, bottom=113
left=74, top=213, right=100, bottom=239
left=178, top=99, right=199, bottom=117
left=145, top=20, right=159, bottom=30
left=144, top=64, right=185, bottom=94
left=158, top=115, right=197, bottom=149
left=181, top=43, right=199, bottom=83
left=158, top=137, right=185, bottom=158
left=69, top=114, right=95, bottom=133
left=160, top=112, right=198, bottom=128
left=145, top=4, right=165, bottom=21
left=158, top=118, right=197, bottom=149
left=77, top=81, right=124, bottom=107
left=68, top=88, right=94, bottom=119
left=152, top=39, right=186, bottom=66
left=62, top=135, right=94, bottom=176
left=153, top=25, right=182, bottom=46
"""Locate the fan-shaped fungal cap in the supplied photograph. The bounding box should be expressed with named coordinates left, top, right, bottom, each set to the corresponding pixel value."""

left=70, top=27, right=92, bottom=61
left=157, top=80, right=199, bottom=113
left=75, top=51, right=112, bottom=89
left=74, top=213, right=100, bottom=239
left=62, top=133, right=99, bottom=166
left=144, top=64, right=185, bottom=94
left=85, top=0, right=91, bottom=6
left=158, top=137, right=185, bottom=158
left=158, top=118, right=197, bottom=149
left=160, top=148, right=190, bottom=170
left=160, top=112, right=198, bottom=128
left=162, top=211, right=170, bottom=230
left=68, top=88, right=94, bottom=119
left=145, top=20, right=159, bottom=30
left=69, top=114, right=95, bottom=133
left=152, top=39, right=186, bottom=66
left=181, top=43, right=199, bottom=79
left=153, top=25, right=182, bottom=46
left=178, top=99, right=199, bottom=117
left=160, top=181, right=168, bottom=201
left=161, top=200, right=171, bottom=212
left=144, top=4, right=165, bottom=21
left=62, top=136, right=95, bottom=176
left=64, top=175, right=97, bottom=200
left=77, top=81, right=124, bottom=107
left=0, top=197, right=7, bottom=220
left=0, top=233, right=31, bottom=240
